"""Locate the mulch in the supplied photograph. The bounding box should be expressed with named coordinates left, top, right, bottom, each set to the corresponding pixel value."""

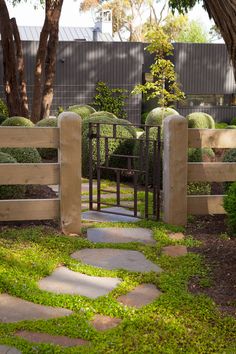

left=187, top=215, right=236, bottom=317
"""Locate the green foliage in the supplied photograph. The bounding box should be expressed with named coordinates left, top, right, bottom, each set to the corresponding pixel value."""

left=223, top=149, right=236, bottom=163
left=1, top=147, right=41, bottom=163
left=230, top=117, right=236, bottom=125
left=176, top=19, right=209, bottom=43
left=36, top=118, right=58, bottom=160
left=0, top=152, right=25, bottom=199
left=215, top=122, right=228, bottom=129
left=1, top=116, right=34, bottom=127
left=82, top=117, right=135, bottom=177
left=68, top=104, right=96, bottom=119
left=57, top=106, right=64, bottom=115
left=0, top=98, right=8, bottom=117
left=226, top=125, right=236, bottom=129
left=186, top=112, right=215, bottom=129
left=188, top=148, right=214, bottom=195
left=93, top=81, right=129, bottom=119
left=146, top=107, right=179, bottom=126
left=0, top=115, right=7, bottom=125
left=89, top=111, right=118, bottom=120
left=141, top=111, right=149, bottom=124
left=224, top=182, right=236, bottom=235
left=132, top=26, right=185, bottom=107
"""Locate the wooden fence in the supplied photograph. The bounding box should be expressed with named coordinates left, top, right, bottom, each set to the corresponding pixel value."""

left=0, top=112, right=82, bottom=235
left=163, top=115, right=236, bottom=226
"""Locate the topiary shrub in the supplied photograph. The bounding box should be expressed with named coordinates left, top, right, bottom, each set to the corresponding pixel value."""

left=145, top=107, right=179, bottom=126
left=89, top=111, right=118, bottom=120
left=226, top=125, right=236, bottom=129
left=188, top=148, right=214, bottom=195
left=0, top=152, right=25, bottom=199
left=68, top=104, right=96, bottom=119
left=186, top=112, right=215, bottom=129
left=215, top=122, right=228, bottom=129
left=223, top=182, right=236, bottom=236
left=36, top=118, right=58, bottom=160
left=0, top=147, right=41, bottom=163
left=0, top=98, right=8, bottom=117
left=82, top=118, right=135, bottom=177
left=1, top=116, right=34, bottom=127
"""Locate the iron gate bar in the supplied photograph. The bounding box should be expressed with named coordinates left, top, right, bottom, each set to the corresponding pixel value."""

left=88, top=122, right=162, bottom=220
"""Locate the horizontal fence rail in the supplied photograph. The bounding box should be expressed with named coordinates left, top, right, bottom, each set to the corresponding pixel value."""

left=0, top=127, right=59, bottom=148
left=188, top=162, right=236, bottom=182
left=188, top=129, right=236, bottom=148
left=187, top=195, right=225, bottom=215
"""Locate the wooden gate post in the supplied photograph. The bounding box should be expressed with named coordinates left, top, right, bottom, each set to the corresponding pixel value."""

left=58, top=112, right=82, bottom=235
left=163, top=115, right=188, bottom=226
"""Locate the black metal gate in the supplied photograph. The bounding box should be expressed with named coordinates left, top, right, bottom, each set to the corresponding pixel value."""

left=88, top=122, right=162, bottom=220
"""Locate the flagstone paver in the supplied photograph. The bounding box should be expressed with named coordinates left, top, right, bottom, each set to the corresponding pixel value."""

left=38, top=266, right=121, bottom=298
left=82, top=207, right=139, bottom=222
left=0, top=346, right=21, bottom=354
left=0, top=294, right=72, bottom=323
left=71, top=249, right=162, bottom=273
left=15, top=331, right=89, bottom=347
left=162, top=245, right=188, bottom=257
left=91, top=315, right=122, bottom=331
left=87, top=228, right=155, bottom=244
left=117, top=284, right=162, bottom=308
left=168, top=232, right=185, bottom=241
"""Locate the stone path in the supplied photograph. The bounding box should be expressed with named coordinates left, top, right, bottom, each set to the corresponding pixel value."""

left=38, top=266, right=121, bottom=298
left=91, top=315, right=122, bottom=331
left=0, top=346, right=21, bottom=354
left=87, top=227, right=155, bottom=244
left=0, top=294, right=72, bottom=323
left=82, top=207, right=139, bottom=222
left=71, top=249, right=162, bottom=273
left=117, top=284, right=162, bottom=308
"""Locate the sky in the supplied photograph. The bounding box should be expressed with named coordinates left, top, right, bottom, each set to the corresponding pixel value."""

left=6, top=0, right=214, bottom=33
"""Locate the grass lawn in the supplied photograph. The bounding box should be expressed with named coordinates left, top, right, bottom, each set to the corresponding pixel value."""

left=0, top=220, right=235, bottom=353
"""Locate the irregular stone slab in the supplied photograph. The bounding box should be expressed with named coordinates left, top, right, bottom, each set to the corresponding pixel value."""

left=38, top=266, right=121, bottom=299
left=0, top=346, right=21, bottom=354
left=117, top=284, right=162, bottom=308
left=82, top=207, right=139, bottom=223
left=15, top=331, right=89, bottom=347
left=0, top=294, right=72, bottom=323
left=168, top=232, right=185, bottom=241
left=162, top=245, right=188, bottom=257
left=91, top=315, right=122, bottom=331
left=71, top=249, right=162, bottom=273
left=87, top=228, right=155, bottom=245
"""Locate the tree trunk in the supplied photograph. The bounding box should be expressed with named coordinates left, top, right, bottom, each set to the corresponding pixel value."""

left=204, top=0, right=236, bottom=79
left=11, top=18, right=29, bottom=118
left=41, top=23, right=59, bottom=118
left=0, top=0, right=21, bottom=116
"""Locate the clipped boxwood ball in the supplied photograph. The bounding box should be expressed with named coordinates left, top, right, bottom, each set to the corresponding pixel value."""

left=82, top=119, right=135, bottom=177
left=68, top=104, right=96, bottom=119
left=186, top=112, right=215, bottom=129
left=0, top=152, right=25, bottom=199
left=145, top=107, right=179, bottom=126
left=2, top=116, right=34, bottom=127
left=1, top=147, right=41, bottom=163
left=89, top=111, right=118, bottom=120
left=36, top=118, right=58, bottom=160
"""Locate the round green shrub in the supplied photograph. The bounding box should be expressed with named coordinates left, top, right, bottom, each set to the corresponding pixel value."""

left=0, top=147, right=41, bottom=163
left=36, top=118, right=58, bottom=160
left=188, top=148, right=214, bottom=195
left=215, top=122, right=228, bottom=129
left=145, top=107, right=179, bottom=126
left=89, top=111, right=118, bottom=120
left=230, top=117, right=236, bottom=125
left=226, top=125, right=236, bottom=129
left=68, top=104, right=96, bottom=119
left=2, top=116, right=34, bottom=127
left=82, top=118, right=135, bottom=177
left=0, top=98, right=8, bottom=117
left=0, top=152, right=25, bottom=199
left=223, top=182, right=236, bottom=236
left=186, top=112, right=215, bottom=129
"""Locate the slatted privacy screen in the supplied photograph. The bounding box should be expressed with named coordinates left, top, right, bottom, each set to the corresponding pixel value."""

left=188, top=128, right=236, bottom=215
left=0, top=114, right=81, bottom=235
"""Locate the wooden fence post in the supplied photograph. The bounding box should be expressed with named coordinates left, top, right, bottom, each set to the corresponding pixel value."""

left=58, top=112, right=82, bottom=235
left=163, top=115, right=188, bottom=226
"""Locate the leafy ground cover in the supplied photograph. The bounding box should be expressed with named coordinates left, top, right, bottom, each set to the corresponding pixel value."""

left=0, top=218, right=235, bottom=353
